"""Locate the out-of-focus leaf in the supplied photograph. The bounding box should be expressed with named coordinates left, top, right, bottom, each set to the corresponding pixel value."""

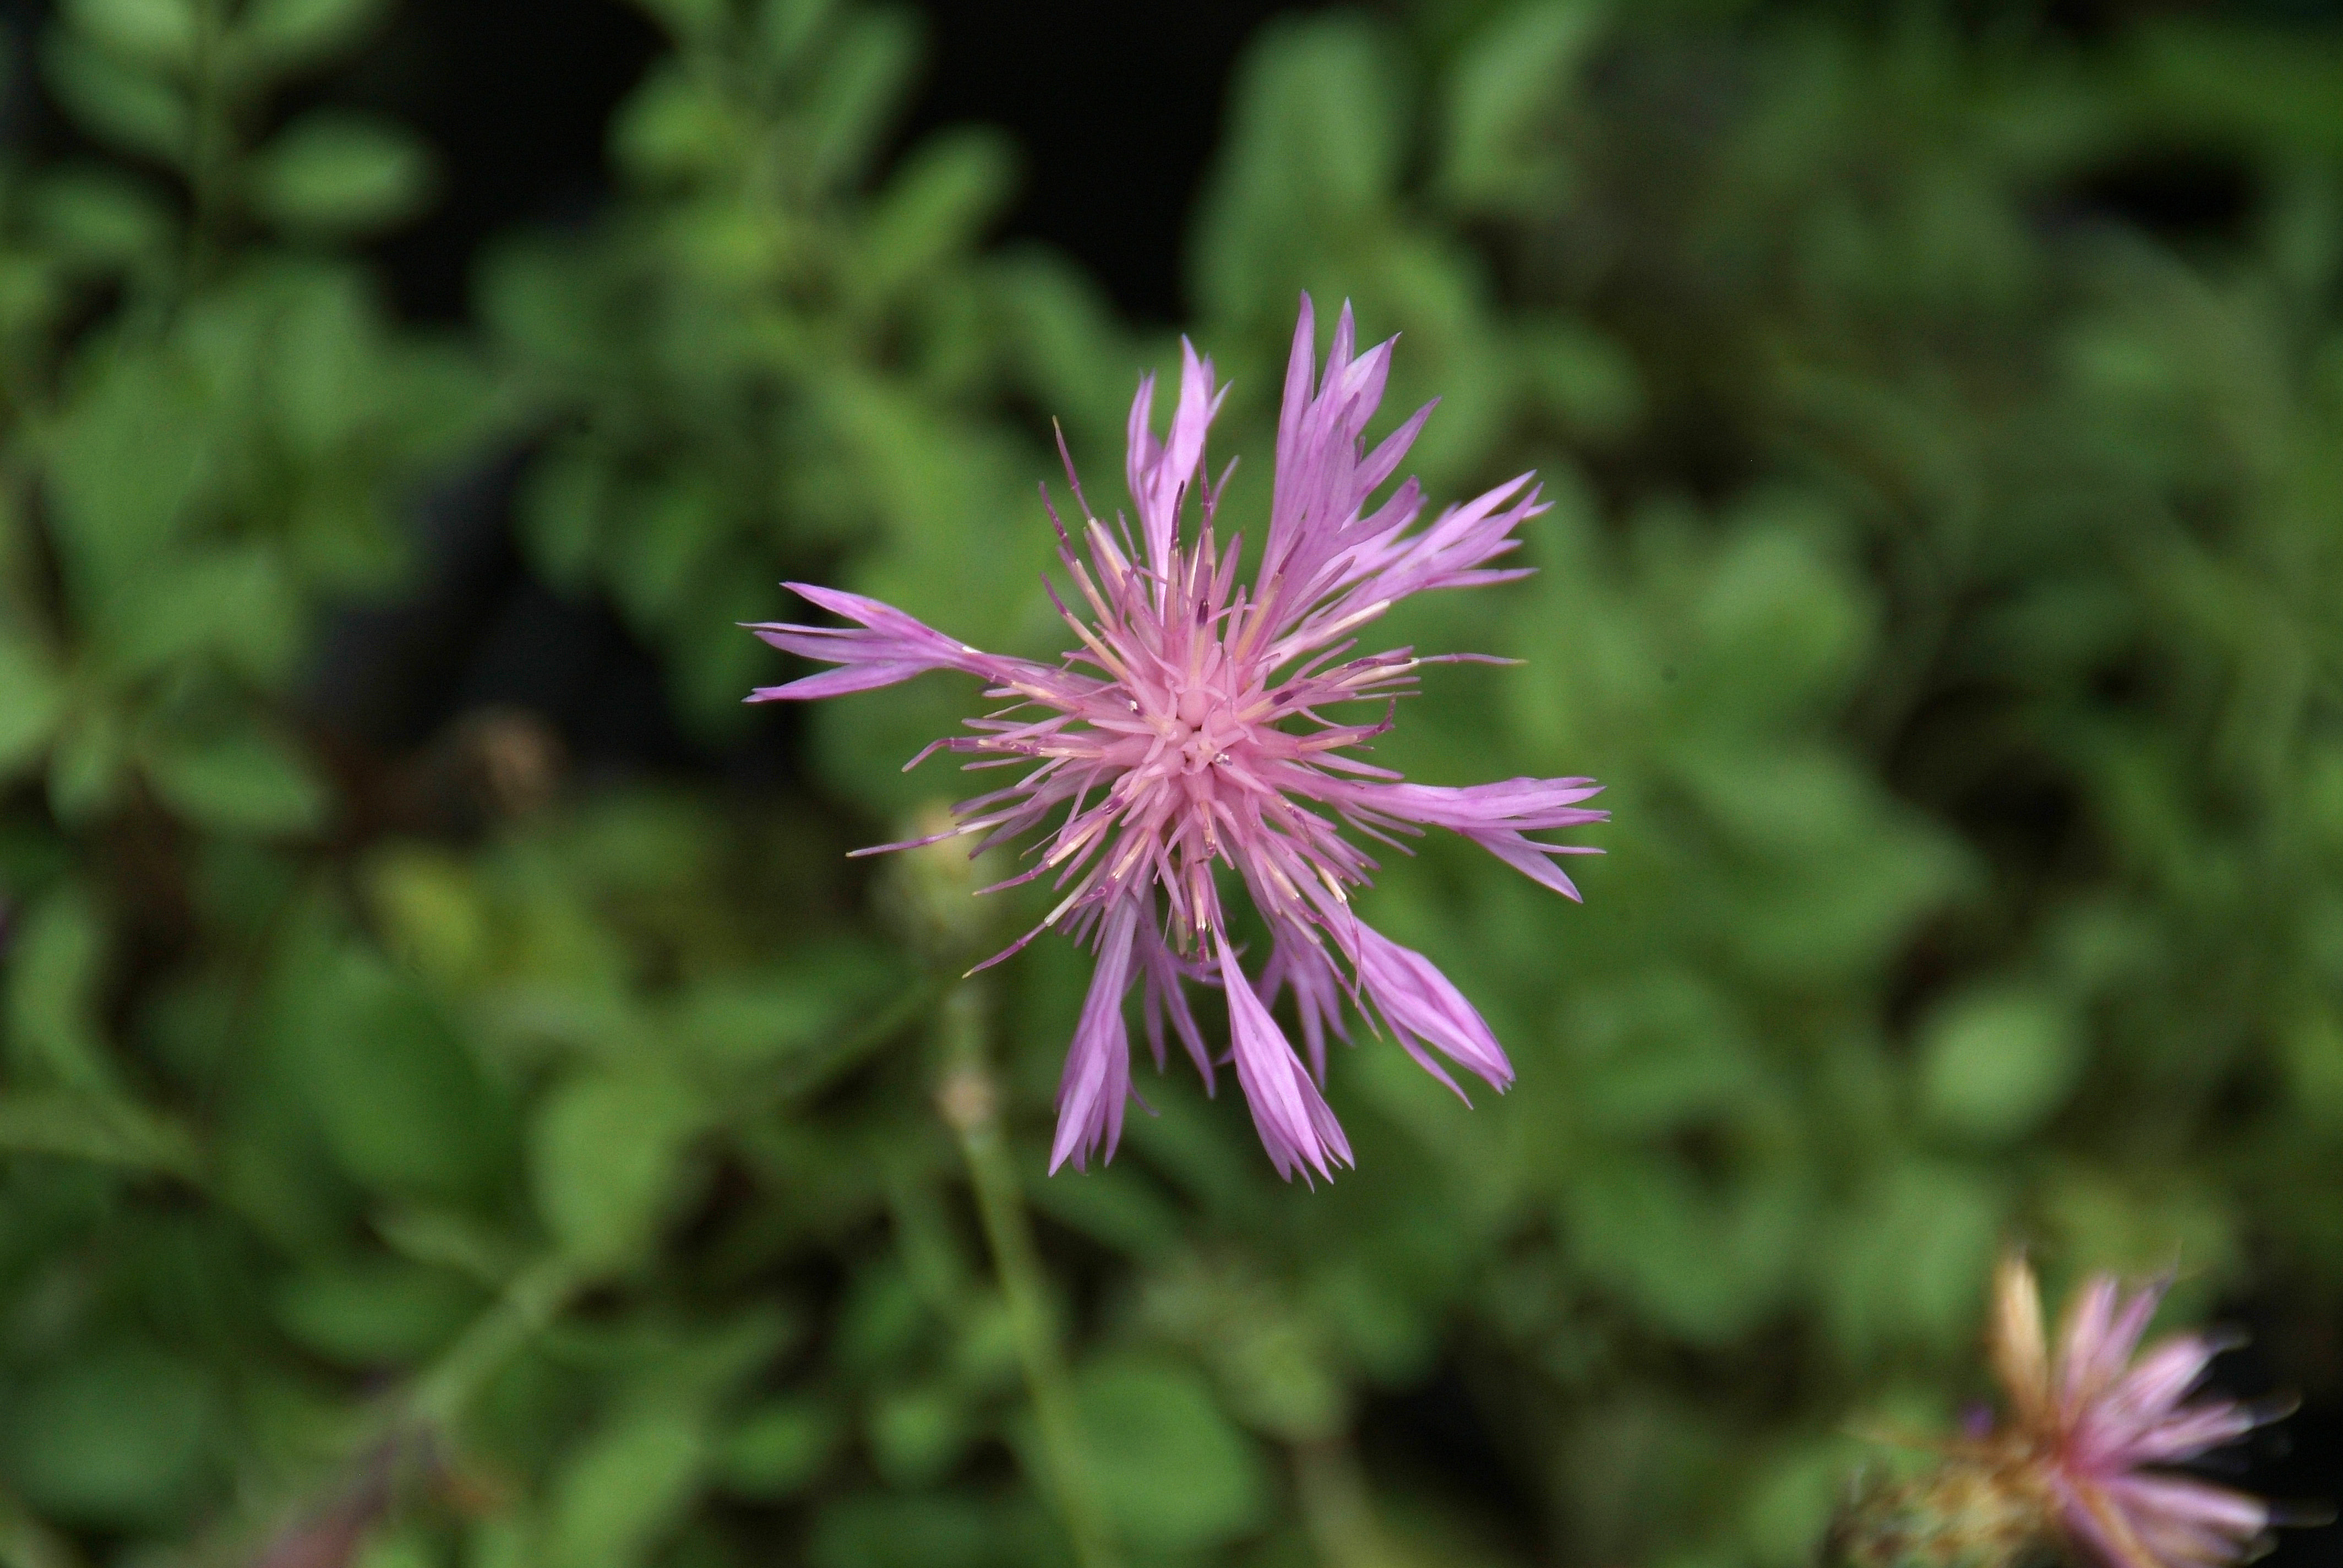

left=143, top=729, right=331, bottom=837
left=807, top=1493, right=1038, bottom=1568
left=860, top=129, right=1015, bottom=300
left=544, top=1407, right=706, bottom=1568
left=233, top=0, right=389, bottom=74
left=0, top=639, right=65, bottom=778
left=635, top=0, right=725, bottom=41
left=46, top=704, right=127, bottom=823
left=1745, top=1439, right=1863, bottom=1568
left=715, top=1399, right=839, bottom=1499
left=1439, top=0, right=1601, bottom=215
left=757, top=0, right=838, bottom=69
left=0, top=1093, right=199, bottom=1175
left=1022, top=1163, right=1185, bottom=1257
left=248, top=112, right=435, bottom=235
left=25, top=167, right=175, bottom=269
left=280, top=940, right=515, bottom=1202
left=1915, top=986, right=2084, bottom=1142
left=3, top=885, right=119, bottom=1095
left=274, top=1260, right=482, bottom=1365
left=63, top=0, right=198, bottom=72
left=106, top=545, right=301, bottom=680
left=867, top=1384, right=969, bottom=1488
left=45, top=353, right=210, bottom=592
left=39, top=32, right=191, bottom=166
left=367, top=846, right=491, bottom=992
left=530, top=1068, right=708, bottom=1267
left=1076, top=1356, right=1269, bottom=1553
left=0, top=1347, right=216, bottom=1527
left=611, top=65, right=737, bottom=183
left=801, top=8, right=918, bottom=190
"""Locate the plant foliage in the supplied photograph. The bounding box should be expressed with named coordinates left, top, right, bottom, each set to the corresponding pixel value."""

left=3, top=1, right=2342, bottom=1565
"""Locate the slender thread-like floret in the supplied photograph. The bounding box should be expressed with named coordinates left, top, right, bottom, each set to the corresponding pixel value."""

left=745, top=296, right=1605, bottom=1179
left=1986, top=1254, right=2276, bottom=1568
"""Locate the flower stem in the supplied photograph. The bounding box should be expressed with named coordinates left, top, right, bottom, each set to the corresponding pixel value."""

left=935, top=981, right=1120, bottom=1568
left=407, top=1255, right=586, bottom=1434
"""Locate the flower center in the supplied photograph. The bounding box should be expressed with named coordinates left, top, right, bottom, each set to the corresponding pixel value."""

left=1156, top=682, right=1240, bottom=776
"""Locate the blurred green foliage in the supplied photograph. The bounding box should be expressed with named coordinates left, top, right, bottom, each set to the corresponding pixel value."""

left=4, top=1, right=2343, bottom=1565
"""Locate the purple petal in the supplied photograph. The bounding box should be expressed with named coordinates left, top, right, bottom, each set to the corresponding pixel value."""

left=1256, top=923, right=1350, bottom=1085
left=1336, top=777, right=1608, bottom=897
left=2100, top=1333, right=2221, bottom=1431
left=2117, top=1402, right=2259, bottom=1466
left=744, top=583, right=1037, bottom=701
left=1049, top=897, right=1143, bottom=1173
left=1136, top=913, right=1214, bottom=1091
left=1125, top=344, right=1224, bottom=583
left=2058, top=1275, right=2141, bottom=1414
left=1220, top=944, right=1353, bottom=1183
left=2104, top=1476, right=2269, bottom=1539
left=1350, top=922, right=1514, bottom=1099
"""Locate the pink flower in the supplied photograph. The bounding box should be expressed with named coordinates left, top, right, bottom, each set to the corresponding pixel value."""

left=1986, top=1254, right=2274, bottom=1568
left=747, top=297, right=1604, bottom=1179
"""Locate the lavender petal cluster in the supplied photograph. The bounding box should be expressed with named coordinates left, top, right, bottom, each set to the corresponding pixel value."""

left=748, top=297, right=1604, bottom=1179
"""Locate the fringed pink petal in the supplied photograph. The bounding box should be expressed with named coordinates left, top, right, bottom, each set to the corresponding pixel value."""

left=1220, top=943, right=1352, bottom=1183
left=1350, top=922, right=1514, bottom=1100
left=1049, top=896, right=1142, bottom=1173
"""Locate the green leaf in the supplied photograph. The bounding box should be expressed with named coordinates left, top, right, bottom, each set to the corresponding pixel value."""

left=1192, top=12, right=1407, bottom=318
left=860, top=128, right=1015, bottom=300
left=143, top=729, right=331, bottom=837
left=273, top=1260, right=482, bottom=1366
left=40, top=32, right=191, bottom=166
left=63, top=0, right=199, bottom=71
left=0, top=639, right=64, bottom=778
left=530, top=1068, right=708, bottom=1267
left=715, top=1400, right=839, bottom=1500
left=1826, top=1163, right=2006, bottom=1356
left=1439, top=0, right=1601, bottom=216
left=609, top=64, right=737, bottom=183
left=0, top=1093, right=200, bottom=1176
left=1076, top=1357, right=1269, bottom=1553
left=105, top=545, right=301, bottom=681
left=280, top=939, right=515, bottom=1202
left=802, top=8, right=918, bottom=189
left=756, top=0, right=838, bottom=69
left=867, top=1386, right=970, bottom=1488
left=545, top=1408, right=707, bottom=1568
left=45, top=353, right=211, bottom=594
left=1, top=1347, right=216, bottom=1526
left=26, top=167, right=176, bottom=269
left=233, top=0, right=389, bottom=74
left=47, top=705, right=127, bottom=823
left=3, top=885, right=121, bottom=1096
left=1746, top=1439, right=1865, bottom=1568
left=1915, top=985, right=2085, bottom=1142
left=247, top=111, right=435, bottom=235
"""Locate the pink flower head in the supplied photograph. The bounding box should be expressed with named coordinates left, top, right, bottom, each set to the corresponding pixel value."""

left=746, top=297, right=1604, bottom=1180
left=1987, top=1253, right=2276, bottom=1568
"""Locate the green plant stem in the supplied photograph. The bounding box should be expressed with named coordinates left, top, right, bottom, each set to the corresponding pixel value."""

left=935, top=981, right=1120, bottom=1568
left=407, top=1254, right=586, bottom=1434
left=183, top=0, right=232, bottom=292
